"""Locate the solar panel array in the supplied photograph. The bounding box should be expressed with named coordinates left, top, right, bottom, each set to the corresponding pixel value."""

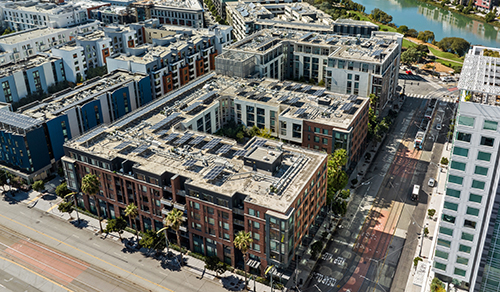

left=157, top=130, right=169, bottom=136
left=132, top=144, right=149, bottom=154
left=202, top=138, right=221, bottom=150
left=183, top=102, right=202, bottom=113
left=114, top=141, right=132, bottom=150
left=253, top=139, right=266, bottom=147
left=182, top=159, right=197, bottom=167
left=371, top=49, right=382, bottom=57
left=268, top=82, right=278, bottom=88
left=198, top=91, right=216, bottom=102
left=203, top=165, right=225, bottom=180
left=291, top=83, right=301, bottom=90
left=294, top=108, right=307, bottom=115
left=76, top=127, right=106, bottom=143
left=277, top=95, right=289, bottom=102
left=340, top=102, right=354, bottom=111
left=288, top=97, right=300, bottom=104
left=302, top=85, right=312, bottom=92
left=175, top=133, right=194, bottom=145
left=150, top=113, right=181, bottom=130
left=282, top=82, right=291, bottom=88
left=313, top=89, right=325, bottom=96
left=190, top=135, right=206, bottom=145
left=216, top=144, right=232, bottom=154
left=348, top=94, right=358, bottom=101
left=164, top=133, right=179, bottom=142
left=233, top=150, right=247, bottom=157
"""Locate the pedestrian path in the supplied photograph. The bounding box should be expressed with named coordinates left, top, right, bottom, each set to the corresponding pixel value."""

left=1, top=181, right=279, bottom=292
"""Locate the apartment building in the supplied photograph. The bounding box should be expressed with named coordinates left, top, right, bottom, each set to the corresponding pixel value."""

left=226, top=1, right=378, bottom=41
left=216, top=29, right=401, bottom=113
left=89, top=5, right=135, bottom=25
left=0, top=54, right=66, bottom=103
left=432, top=46, right=500, bottom=291
left=61, top=73, right=328, bottom=275
left=107, top=34, right=219, bottom=98
left=0, top=70, right=151, bottom=182
left=0, top=23, right=99, bottom=64
left=132, top=0, right=204, bottom=28
left=0, top=1, right=106, bottom=31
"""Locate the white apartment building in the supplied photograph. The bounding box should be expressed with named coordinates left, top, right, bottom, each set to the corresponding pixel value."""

left=132, top=0, right=204, bottom=28
left=51, top=44, right=87, bottom=82
left=0, top=1, right=105, bottom=31
left=0, top=23, right=99, bottom=64
left=433, top=46, right=500, bottom=291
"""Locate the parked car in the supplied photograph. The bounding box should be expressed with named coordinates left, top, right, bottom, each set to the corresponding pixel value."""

left=428, top=178, right=436, bottom=187
left=406, top=70, right=413, bottom=75
left=436, top=123, right=442, bottom=130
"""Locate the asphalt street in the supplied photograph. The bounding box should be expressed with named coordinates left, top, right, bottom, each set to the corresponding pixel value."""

left=0, top=196, right=227, bottom=292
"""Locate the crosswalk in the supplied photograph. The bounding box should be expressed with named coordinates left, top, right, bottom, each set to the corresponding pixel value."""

left=404, top=93, right=457, bottom=103
left=405, top=93, right=427, bottom=99
left=399, top=74, right=421, bottom=80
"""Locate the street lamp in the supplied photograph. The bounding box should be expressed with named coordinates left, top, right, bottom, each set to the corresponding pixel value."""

left=65, top=192, right=80, bottom=224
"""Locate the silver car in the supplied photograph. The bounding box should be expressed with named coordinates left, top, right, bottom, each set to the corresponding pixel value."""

left=428, top=178, right=436, bottom=187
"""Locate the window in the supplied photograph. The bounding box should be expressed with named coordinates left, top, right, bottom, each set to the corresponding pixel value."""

left=434, top=262, right=446, bottom=271
left=480, top=136, right=495, bottom=147
left=322, top=129, right=328, bottom=135
left=471, top=180, right=485, bottom=190
left=477, top=151, right=491, bottom=161
left=253, top=243, right=260, bottom=251
left=443, top=201, right=458, bottom=211
left=483, top=120, right=497, bottom=131
left=464, top=220, right=476, bottom=229
left=254, top=233, right=260, bottom=241
left=450, top=161, right=466, bottom=171
left=466, top=207, right=480, bottom=216
left=453, top=147, right=469, bottom=157
left=474, top=166, right=488, bottom=176
left=207, top=207, right=214, bottom=214
left=458, top=116, right=474, bottom=127
left=435, top=250, right=449, bottom=260
left=461, top=232, right=474, bottom=241
left=454, top=268, right=466, bottom=277
left=193, top=202, right=200, bottom=210
left=459, top=244, right=471, bottom=253
left=456, top=132, right=471, bottom=142
left=437, top=238, right=451, bottom=248
left=456, top=256, right=469, bottom=265
left=439, top=227, right=453, bottom=236
left=314, top=136, right=320, bottom=143
left=469, top=193, right=482, bottom=203
left=322, top=138, right=328, bottom=145
left=347, top=73, right=352, bottom=80
left=314, top=127, right=320, bottom=133
left=223, top=233, right=230, bottom=240
left=448, top=175, right=463, bottom=185
left=442, top=214, right=456, bottom=224
left=446, top=188, right=461, bottom=198
left=223, top=222, right=229, bottom=230
left=208, top=217, right=215, bottom=225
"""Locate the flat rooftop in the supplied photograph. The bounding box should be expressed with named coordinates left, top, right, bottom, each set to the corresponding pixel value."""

left=0, top=54, right=60, bottom=79
left=77, top=30, right=107, bottom=41
left=458, top=46, right=500, bottom=100
left=227, top=29, right=400, bottom=63
left=21, top=70, right=148, bottom=121
left=132, top=0, right=202, bottom=10
left=1, top=1, right=106, bottom=13
left=0, top=27, right=68, bottom=45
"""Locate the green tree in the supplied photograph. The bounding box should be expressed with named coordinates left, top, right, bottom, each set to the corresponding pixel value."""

left=440, top=157, right=449, bottom=165
left=326, top=149, right=348, bottom=208
left=485, top=10, right=496, bottom=22
left=414, top=256, right=423, bottom=267
left=204, top=255, right=227, bottom=277
left=58, top=201, right=74, bottom=217
left=81, top=174, right=103, bottom=233
left=55, top=182, right=71, bottom=198
left=424, top=227, right=429, bottom=237
left=0, top=169, right=11, bottom=190
left=86, top=66, right=107, bottom=79
left=234, top=231, right=253, bottom=289
left=32, top=180, right=45, bottom=192
left=164, top=208, right=184, bottom=249
left=370, top=8, right=393, bottom=24
left=104, top=217, right=128, bottom=240
left=397, top=25, right=409, bottom=35
left=417, top=30, right=435, bottom=43
left=125, top=203, right=140, bottom=241
left=430, top=277, right=445, bottom=292
left=405, top=29, right=418, bottom=38
left=437, top=37, right=470, bottom=56
left=428, top=209, right=436, bottom=218
left=139, top=230, right=166, bottom=254
left=401, top=47, right=420, bottom=66
left=369, top=93, right=380, bottom=109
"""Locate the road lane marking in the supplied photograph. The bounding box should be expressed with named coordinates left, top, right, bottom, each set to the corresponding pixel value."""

left=0, top=255, right=74, bottom=292
left=26, top=193, right=44, bottom=205
left=47, top=203, right=59, bottom=212
left=0, top=213, right=175, bottom=292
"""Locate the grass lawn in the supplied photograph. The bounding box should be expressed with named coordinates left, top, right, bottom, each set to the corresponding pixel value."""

left=428, top=47, right=463, bottom=63
left=435, top=58, right=463, bottom=68
left=402, top=38, right=414, bottom=48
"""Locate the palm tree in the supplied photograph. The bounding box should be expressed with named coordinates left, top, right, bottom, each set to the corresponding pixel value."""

left=125, top=203, right=139, bottom=241
left=234, top=231, right=253, bottom=289
left=164, top=208, right=184, bottom=249
left=81, top=174, right=103, bottom=233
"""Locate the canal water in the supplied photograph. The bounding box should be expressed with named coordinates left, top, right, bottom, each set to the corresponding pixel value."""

left=354, top=0, right=500, bottom=47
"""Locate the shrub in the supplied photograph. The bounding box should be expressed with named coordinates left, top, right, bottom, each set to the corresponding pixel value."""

left=440, top=157, right=449, bottom=165
left=414, top=256, right=423, bottom=267
left=428, top=209, right=436, bottom=218
left=32, top=180, right=45, bottom=192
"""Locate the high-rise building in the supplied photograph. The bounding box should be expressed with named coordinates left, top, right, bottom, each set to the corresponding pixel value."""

left=432, top=45, right=500, bottom=291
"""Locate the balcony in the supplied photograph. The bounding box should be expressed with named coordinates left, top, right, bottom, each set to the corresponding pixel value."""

left=233, top=207, right=244, bottom=216
left=162, top=208, right=169, bottom=215
left=177, top=190, right=186, bottom=197
left=161, top=198, right=173, bottom=206
left=174, top=203, right=186, bottom=211
left=234, top=219, right=244, bottom=226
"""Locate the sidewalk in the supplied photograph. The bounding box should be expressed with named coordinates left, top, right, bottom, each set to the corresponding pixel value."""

left=1, top=185, right=279, bottom=292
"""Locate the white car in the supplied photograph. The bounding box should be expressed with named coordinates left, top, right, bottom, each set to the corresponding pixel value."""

left=428, top=178, right=436, bottom=187
left=436, top=123, right=442, bottom=130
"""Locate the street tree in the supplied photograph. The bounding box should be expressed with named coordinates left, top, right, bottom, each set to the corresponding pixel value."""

left=428, top=209, right=436, bottom=218
left=0, top=169, right=11, bottom=190
left=58, top=201, right=74, bottom=218
left=139, top=230, right=166, bottom=255
left=32, top=180, right=45, bottom=192
left=401, top=47, right=421, bottom=66
left=327, top=149, right=349, bottom=210
left=164, top=208, right=184, bottom=250
left=104, top=217, right=128, bottom=240
left=234, top=231, right=253, bottom=289
left=437, top=37, right=470, bottom=56
left=440, top=157, right=449, bottom=165
left=81, top=174, right=103, bottom=233
left=414, top=256, right=423, bottom=267
left=55, top=182, right=71, bottom=198
left=125, top=203, right=139, bottom=241
left=204, top=256, right=227, bottom=277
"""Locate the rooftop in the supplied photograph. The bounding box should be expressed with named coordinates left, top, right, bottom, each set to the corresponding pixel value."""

left=0, top=108, right=43, bottom=134
left=0, top=54, right=60, bottom=79
left=0, top=1, right=106, bottom=14
left=132, top=0, right=202, bottom=10
left=77, top=30, right=107, bottom=42
left=0, top=27, right=68, bottom=45
left=21, top=70, right=148, bottom=121
left=458, top=46, right=500, bottom=105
